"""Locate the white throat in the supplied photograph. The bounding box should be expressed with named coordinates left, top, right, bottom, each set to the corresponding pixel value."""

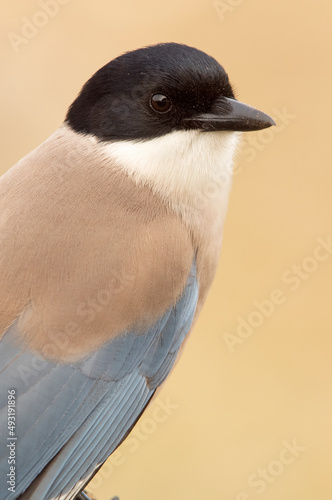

left=101, top=129, right=240, bottom=216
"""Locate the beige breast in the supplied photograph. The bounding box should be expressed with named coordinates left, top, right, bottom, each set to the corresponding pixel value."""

left=0, top=128, right=195, bottom=362
left=0, top=124, right=236, bottom=363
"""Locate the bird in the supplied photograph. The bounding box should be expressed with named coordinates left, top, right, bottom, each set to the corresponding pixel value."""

left=0, top=42, right=275, bottom=500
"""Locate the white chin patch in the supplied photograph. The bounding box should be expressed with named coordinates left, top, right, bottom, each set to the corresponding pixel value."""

left=101, top=129, right=241, bottom=214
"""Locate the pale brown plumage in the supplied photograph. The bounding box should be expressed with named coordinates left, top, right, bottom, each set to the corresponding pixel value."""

left=0, top=127, right=196, bottom=362
left=0, top=42, right=276, bottom=500
left=0, top=126, right=228, bottom=365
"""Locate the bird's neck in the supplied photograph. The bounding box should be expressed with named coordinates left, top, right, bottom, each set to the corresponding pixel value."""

left=100, top=128, right=240, bottom=220
left=99, top=128, right=240, bottom=309
left=58, top=123, right=239, bottom=231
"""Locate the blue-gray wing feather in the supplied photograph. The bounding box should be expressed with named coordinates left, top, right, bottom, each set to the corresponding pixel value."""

left=0, top=261, right=198, bottom=499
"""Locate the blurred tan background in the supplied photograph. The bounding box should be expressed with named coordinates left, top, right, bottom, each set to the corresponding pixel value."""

left=1, top=1, right=332, bottom=499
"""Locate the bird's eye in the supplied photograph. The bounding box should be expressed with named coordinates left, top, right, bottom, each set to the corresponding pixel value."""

left=150, top=94, right=172, bottom=113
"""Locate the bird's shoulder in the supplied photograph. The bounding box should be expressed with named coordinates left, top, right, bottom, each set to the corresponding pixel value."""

left=0, top=127, right=195, bottom=362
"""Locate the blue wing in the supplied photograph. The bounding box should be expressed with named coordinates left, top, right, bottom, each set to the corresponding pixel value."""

left=0, top=262, right=198, bottom=500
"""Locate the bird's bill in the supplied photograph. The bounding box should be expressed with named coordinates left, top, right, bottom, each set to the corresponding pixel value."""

left=183, top=97, right=276, bottom=132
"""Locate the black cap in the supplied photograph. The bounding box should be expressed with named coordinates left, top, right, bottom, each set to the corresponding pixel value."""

left=66, top=43, right=275, bottom=141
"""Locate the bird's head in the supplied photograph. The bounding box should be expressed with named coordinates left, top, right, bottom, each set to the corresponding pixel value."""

left=65, top=43, right=275, bottom=213
left=66, top=42, right=275, bottom=141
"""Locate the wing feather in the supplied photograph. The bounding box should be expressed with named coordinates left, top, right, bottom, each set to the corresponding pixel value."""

left=1, top=263, right=198, bottom=500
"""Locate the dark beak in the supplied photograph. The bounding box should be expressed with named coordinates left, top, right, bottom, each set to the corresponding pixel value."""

left=183, top=97, right=276, bottom=132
